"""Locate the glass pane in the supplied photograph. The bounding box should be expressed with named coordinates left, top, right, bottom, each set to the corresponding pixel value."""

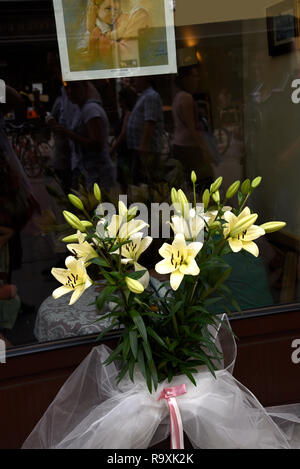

left=0, top=0, right=299, bottom=350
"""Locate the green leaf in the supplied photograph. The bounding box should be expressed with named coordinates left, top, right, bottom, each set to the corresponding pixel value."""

left=179, top=366, right=197, bottom=386
left=103, top=343, right=123, bottom=365
left=147, top=327, right=168, bottom=350
left=142, top=341, right=152, bottom=362
left=129, top=329, right=138, bottom=359
left=89, top=257, right=109, bottom=268
left=129, top=310, right=147, bottom=342
left=126, top=270, right=147, bottom=281
left=96, top=285, right=118, bottom=311
left=137, top=348, right=146, bottom=380
left=122, top=332, right=131, bottom=360
left=117, top=362, right=129, bottom=383
left=95, top=321, right=117, bottom=341
left=129, top=356, right=136, bottom=382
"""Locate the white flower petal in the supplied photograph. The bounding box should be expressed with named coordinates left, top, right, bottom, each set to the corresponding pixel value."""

left=158, top=243, right=173, bottom=259
left=155, top=259, right=175, bottom=274
left=170, top=269, right=184, bottom=291
left=179, top=258, right=200, bottom=276
left=52, top=285, right=72, bottom=299
left=69, top=284, right=86, bottom=305
left=242, top=241, right=259, bottom=257
left=228, top=237, right=243, bottom=253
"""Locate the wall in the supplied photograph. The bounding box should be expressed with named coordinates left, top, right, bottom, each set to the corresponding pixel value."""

left=175, top=0, right=294, bottom=26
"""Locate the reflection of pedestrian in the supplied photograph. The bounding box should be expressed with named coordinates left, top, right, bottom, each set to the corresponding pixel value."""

left=127, top=77, right=164, bottom=184
left=110, top=87, right=138, bottom=189
left=52, top=81, right=116, bottom=190
left=47, top=85, right=81, bottom=192
left=172, top=66, right=214, bottom=191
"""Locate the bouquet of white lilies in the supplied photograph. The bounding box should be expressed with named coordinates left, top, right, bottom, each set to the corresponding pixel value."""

left=51, top=172, right=286, bottom=392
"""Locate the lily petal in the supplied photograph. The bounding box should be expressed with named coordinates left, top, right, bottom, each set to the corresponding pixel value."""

left=228, top=238, right=243, bottom=253
left=52, top=285, right=72, bottom=299
left=170, top=269, right=184, bottom=291
left=155, top=258, right=176, bottom=274
left=242, top=241, right=259, bottom=257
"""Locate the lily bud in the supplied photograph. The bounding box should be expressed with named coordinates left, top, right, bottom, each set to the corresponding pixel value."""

left=61, top=234, right=79, bottom=243
left=93, top=183, right=102, bottom=202
left=241, top=179, right=251, bottom=195
left=210, top=221, right=221, bottom=230
left=63, top=211, right=85, bottom=231
left=127, top=206, right=138, bottom=221
left=191, top=171, right=197, bottom=184
left=171, top=188, right=178, bottom=205
left=251, top=176, right=262, bottom=189
left=202, top=189, right=210, bottom=209
left=81, top=221, right=94, bottom=228
left=210, top=177, right=223, bottom=194
left=212, top=190, right=220, bottom=204
left=125, top=277, right=144, bottom=294
left=68, top=194, right=84, bottom=211
left=230, top=213, right=258, bottom=238
left=226, top=181, right=240, bottom=199
left=260, top=221, right=286, bottom=233
left=177, top=189, right=189, bottom=217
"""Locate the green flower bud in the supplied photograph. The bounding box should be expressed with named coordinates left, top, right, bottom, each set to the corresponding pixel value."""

left=230, top=213, right=258, bottom=238
left=81, top=221, right=94, bottom=228
left=241, top=179, right=251, bottom=195
left=191, top=171, right=197, bottom=184
left=171, top=188, right=178, bottom=205
left=61, top=234, right=79, bottom=243
left=260, top=221, right=286, bottom=233
left=251, top=176, right=262, bottom=189
left=93, top=183, right=102, bottom=202
left=68, top=194, right=84, bottom=211
left=226, top=180, right=240, bottom=199
left=212, top=190, right=220, bottom=204
left=63, top=211, right=85, bottom=231
left=127, top=206, right=138, bottom=221
left=210, top=221, right=221, bottom=230
left=177, top=189, right=189, bottom=216
left=125, top=277, right=144, bottom=294
left=210, top=177, right=223, bottom=194
left=202, top=189, right=210, bottom=209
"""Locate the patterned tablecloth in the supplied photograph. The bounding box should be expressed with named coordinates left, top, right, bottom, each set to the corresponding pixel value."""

left=34, top=286, right=116, bottom=342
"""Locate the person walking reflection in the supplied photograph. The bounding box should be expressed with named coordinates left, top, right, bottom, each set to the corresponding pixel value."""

left=51, top=80, right=116, bottom=190
left=126, top=76, right=164, bottom=184
left=172, top=66, right=214, bottom=191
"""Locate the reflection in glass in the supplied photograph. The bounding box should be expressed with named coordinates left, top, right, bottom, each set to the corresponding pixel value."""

left=1, top=5, right=300, bottom=351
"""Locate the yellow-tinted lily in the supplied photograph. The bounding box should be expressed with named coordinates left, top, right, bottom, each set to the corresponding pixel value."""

left=51, top=256, right=93, bottom=305
left=67, top=231, right=98, bottom=265
left=169, top=208, right=205, bottom=241
left=96, top=215, right=148, bottom=242
left=223, top=207, right=265, bottom=257
left=121, top=233, right=152, bottom=288
left=155, top=233, right=202, bottom=291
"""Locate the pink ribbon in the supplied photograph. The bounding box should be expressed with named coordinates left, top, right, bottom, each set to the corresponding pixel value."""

left=158, top=384, right=187, bottom=449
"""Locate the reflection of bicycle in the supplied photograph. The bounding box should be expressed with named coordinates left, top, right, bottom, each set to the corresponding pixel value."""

left=213, top=107, right=242, bottom=156
left=6, top=122, right=52, bottom=178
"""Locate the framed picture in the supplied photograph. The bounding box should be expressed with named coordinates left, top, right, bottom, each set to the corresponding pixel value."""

left=52, top=0, right=177, bottom=81
left=267, top=0, right=298, bottom=56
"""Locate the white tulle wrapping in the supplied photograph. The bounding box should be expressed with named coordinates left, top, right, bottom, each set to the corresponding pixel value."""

left=22, top=316, right=300, bottom=449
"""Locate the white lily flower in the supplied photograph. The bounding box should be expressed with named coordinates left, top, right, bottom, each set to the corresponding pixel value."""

left=169, top=208, right=205, bottom=241
left=121, top=233, right=152, bottom=287
left=223, top=207, right=265, bottom=257
left=51, top=256, right=93, bottom=305
left=203, top=206, right=232, bottom=227
left=155, top=233, right=202, bottom=291
left=96, top=215, right=148, bottom=242
left=67, top=231, right=98, bottom=265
